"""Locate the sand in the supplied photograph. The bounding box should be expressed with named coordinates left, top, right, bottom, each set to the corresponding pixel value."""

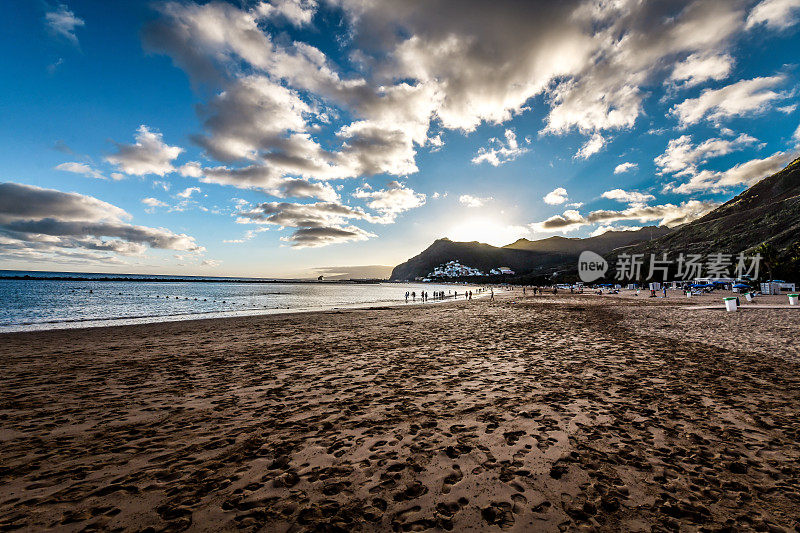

left=1, top=292, right=800, bottom=532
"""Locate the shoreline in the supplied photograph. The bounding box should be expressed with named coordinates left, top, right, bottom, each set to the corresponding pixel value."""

left=2, top=293, right=799, bottom=531
left=0, top=280, right=493, bottom=334
left=0, top=288, right=494, bottom=335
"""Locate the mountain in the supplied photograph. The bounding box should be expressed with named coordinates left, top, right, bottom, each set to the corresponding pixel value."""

left=392, top=157, right=800, bottom=282
left=609, top=157, right=800, bottom=260
left=504, top=226, right=673, bottom=255
left=389, top=226, right=670, bottom=281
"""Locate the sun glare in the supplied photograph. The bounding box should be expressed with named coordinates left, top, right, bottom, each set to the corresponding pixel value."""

left=446, top=217, right=529, bottom=247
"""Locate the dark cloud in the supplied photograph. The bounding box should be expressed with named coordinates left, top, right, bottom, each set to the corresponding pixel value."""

left=236, top=201, right=374, bottom=247
left=0, top=182, right=203, bottom=264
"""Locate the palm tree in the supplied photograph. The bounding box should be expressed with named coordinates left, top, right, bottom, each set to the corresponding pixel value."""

left=755, top=242, right=779, bottom=282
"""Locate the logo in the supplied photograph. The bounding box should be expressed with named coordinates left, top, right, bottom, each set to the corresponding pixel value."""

left=578, top=250, right=608, bottom=282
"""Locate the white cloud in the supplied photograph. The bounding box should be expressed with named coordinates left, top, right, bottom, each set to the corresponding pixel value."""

left=223, top=227, right=269, bottom=244
left=533, top=200, right=719, bottom=233
left=668, top=151, right=797, bottom=193
left=45, top=4, right=84, bottom=45
left=590, top=224, right=643, bottom=237
left=671, top=76, right=787, bottom=126
left=178, top=162, right=203, bottom=178
left=143, top=0, right=751, bottom=196
left=176, top=187, right=201, bottom=199
left=107, top=0, right=798, bottom=250
left=141, top=197, right=168, bottom=207
left=459, top=194, right=492, bottom=208
left=655, top=133, right=758, bottom=176
left=601, top=189, right=656, bottom=204
left=778, top=104, right=797, bottom=114
left=543, top=1, right=745, bottom=135
left=106, top=125, right=183, bottom=176
left=794, top=124, right=800, bottom=143
left=428, top=133, right=444, bottom=151
left=55, top=162, right=107, bottom=180
left=613, top=162, right=637, bottom=174
left=353, top=181, right=426, bottom=222
left=543, top=187, right=568, bottom=205
left=575, top=133, right=605, bottom=159
left=746, top=0, right=800, bottom=30
left=254, top=0, right=318, bottom=27
left=471, top=129, right=528, bottom=166
left=667, top=52, right=733, bottom=89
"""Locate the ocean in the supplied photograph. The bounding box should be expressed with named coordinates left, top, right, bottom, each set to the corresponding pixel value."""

left=0, top=271, right=486, bottom=332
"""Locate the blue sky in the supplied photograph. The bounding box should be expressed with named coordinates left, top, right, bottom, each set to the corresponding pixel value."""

left=1, top=0, right=799, bottom=278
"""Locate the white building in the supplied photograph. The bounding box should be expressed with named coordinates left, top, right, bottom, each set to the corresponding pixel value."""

left=490, top=267, right=515, bottom=275
left=429, top=260, right=486, bottom=278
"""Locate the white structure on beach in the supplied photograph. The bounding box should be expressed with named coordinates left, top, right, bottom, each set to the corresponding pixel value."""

left=761, top=280, right=796, bottom=294
left=429, top=260, right=486, bottom=278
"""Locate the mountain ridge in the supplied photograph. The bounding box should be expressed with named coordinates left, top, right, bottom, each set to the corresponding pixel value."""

left=389, top=226, right=670, bottom=281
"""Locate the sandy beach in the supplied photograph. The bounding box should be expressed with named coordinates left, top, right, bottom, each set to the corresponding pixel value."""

left=1, top=292, right=800, bottom=532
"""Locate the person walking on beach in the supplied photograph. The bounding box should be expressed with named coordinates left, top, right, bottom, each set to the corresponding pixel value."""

left=490, top=289, right=494, bottom=300
left=412, top=291, right=416, bottom=301
left=405, top=291, right=409, bottom=303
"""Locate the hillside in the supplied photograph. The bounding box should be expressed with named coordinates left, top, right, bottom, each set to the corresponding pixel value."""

left=389, top=239, right=546, bottom=281
left=389, top=226, right=670, bottom=281
left=504, top=226, right=673, bottom=255
left=609, top=156, right=800, bottom=261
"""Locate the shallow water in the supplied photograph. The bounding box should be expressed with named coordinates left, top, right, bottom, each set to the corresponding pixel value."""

left=0, top=271, right=485, bottom=332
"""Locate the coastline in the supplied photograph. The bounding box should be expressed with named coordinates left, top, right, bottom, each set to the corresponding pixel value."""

left=0, top=282, right=491, bottom=334
left=2, top=293, right=799, bottom=531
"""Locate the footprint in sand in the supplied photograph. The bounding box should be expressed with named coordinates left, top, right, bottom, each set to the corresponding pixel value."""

left=481, top=502, right=515, bottom=529
left=441, top=464, right=463, bottom=494
left=393, top=480, right=428, bottom=501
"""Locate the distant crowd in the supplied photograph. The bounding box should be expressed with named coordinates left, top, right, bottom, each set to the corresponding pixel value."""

left=403, top=284, right=571, bottom=304
left=405, top=288, right=484, bottom=302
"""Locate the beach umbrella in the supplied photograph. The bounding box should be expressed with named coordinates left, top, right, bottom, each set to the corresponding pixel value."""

left=733, top=283, right=749, bottom=289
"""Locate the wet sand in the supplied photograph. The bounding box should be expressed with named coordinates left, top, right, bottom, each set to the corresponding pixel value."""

left=1, top=293, right=799, bottom=531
